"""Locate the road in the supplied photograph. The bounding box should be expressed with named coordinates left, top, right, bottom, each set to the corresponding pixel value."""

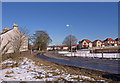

left=35, top=52, right=120, bottom=74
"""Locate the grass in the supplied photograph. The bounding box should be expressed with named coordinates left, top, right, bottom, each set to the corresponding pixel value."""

left=56, top=77, right=68, bottom=82
left=70, top=76, right=80, bottom=81
left=5, top=75, right=13, bottom=77
left=13, top=77, right=17, bottom=79
left=6, top=71, right=14, bottom=74
left=17, top=72, right=21, bottom=74
left=34, top=75, right=44, bottom=79
left=31, top=72, right=38, bottom=75
left=44, top=75, right=50, bottom=78
left=47, top=72, right=59, bottom=76
left=1, top=63, right=21, bottom=70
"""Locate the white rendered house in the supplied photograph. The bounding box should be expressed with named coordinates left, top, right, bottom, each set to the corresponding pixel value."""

left=0, top=24, right=28, bottom=54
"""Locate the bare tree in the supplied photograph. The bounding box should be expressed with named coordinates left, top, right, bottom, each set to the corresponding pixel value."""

left=11, top=27, right=28, bottom=54
left=0, top=38, right=11, bottom=55
left=63, top=35, right=77, bottom=49
left=3, top=27, right=29, bottom=55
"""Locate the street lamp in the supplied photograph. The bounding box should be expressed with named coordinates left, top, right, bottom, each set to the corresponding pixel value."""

left=66, top=24, right=72, bottom=56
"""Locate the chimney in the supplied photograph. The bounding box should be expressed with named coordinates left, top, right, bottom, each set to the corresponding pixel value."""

left=0, top=31, right=1, bottom=34
left=3, top=27, right=10, bottom=33
left=13, top=24, right=18, bottom=29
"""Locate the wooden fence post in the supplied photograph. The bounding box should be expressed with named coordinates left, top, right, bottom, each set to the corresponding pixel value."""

left=102, top=49, right=103, bottom=59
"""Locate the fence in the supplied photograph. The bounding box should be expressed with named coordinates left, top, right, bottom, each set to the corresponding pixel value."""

left=75, top=53, right=120, bottom=58
left=93, top=49, right=119, bottom=53
left=58, top=51, right=120, bottom=58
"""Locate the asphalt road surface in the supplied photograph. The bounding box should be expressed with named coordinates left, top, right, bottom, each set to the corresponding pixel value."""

left=35, top=52, right=120, bottom=74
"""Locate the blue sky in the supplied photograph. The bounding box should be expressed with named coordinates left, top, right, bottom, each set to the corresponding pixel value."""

left=2, top=2, right=118, bottom=45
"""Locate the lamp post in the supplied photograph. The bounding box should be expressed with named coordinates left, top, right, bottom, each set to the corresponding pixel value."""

left=66, top=24, right=72, bottom=56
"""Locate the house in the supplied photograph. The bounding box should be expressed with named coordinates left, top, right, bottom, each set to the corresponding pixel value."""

left=115, top=38, right=120, bottom=46
left=92, top=40, right=103, bottom=47
left=61, top=45, right=68, bottom=50
left=101, top=43, right=105, bottom=47
left=79, top=39, right=92, bottom=49
left=53, top=46, right=62, bottom=50
left=47, top=46, right=53, bottom=51
left=72, top=44, right=79, bottom=49
left=47, top=46, right=62, bottom=51
left=0, top=24, right=28, bottom=54
left=104, top=38, right=117, bottom=46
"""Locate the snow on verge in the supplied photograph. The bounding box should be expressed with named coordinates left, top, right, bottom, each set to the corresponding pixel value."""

left=0, top=57, right=104, bottom=82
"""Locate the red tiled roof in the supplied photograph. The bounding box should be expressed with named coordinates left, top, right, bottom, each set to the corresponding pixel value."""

left=115, top=38, right=120, bottom=41
left=61, top=45, right=68, bottom=47
left=82, top=39, right=91, bottom=43
left=93, top=40, right=103, bottom=43
left=99, top=40, right=104, bottom=42
left=79, top=41, right=81, bottom=43
left=72, top=44, right=79, bottom=46
left=104, top=38, right=115, bottom=41
left=61, top=44, right=78, bottom=47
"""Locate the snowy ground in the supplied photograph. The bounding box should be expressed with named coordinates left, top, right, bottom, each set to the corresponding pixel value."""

left=58, top=51, right=120, bottom=58
left=0, top=57, right=104, bottom=82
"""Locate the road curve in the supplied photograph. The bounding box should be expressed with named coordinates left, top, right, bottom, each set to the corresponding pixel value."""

left=35, top=52, right=120, bottom=74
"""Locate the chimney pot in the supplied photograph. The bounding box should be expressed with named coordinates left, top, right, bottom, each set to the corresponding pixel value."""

left=3, top=27, right=10, bottom=33
left=13, top=24, right=18, bottom=29
left=0, top=31, right=1, bottom=34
